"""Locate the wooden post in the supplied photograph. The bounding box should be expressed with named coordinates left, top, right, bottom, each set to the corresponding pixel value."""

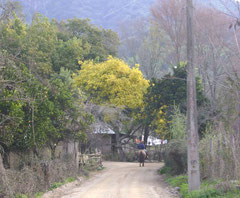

left=186, top=0, right=201, bottom=191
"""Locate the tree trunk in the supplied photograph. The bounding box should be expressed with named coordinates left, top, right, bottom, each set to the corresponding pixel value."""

left=186, top=0, right=201, bottom=191
left=115, top=130, right=125, bottom=161
left=0, top=154, right=13, bottom=197
left=209, top=138, right=214, bottom=178
left=143, top=125, right=149, bottom=147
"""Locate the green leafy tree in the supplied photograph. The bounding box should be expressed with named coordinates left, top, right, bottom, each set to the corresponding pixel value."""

left=65, top=18, right=120, bottom=61
left=52, top=37, right=90, bottom=72
left=0, top=14, right=26, bottom=56
left=146, top=63, right=206, bottom=113
left=139, top=62, right=207, bottom=139
left=24, top=14, right=58, bottom=78
left=0, top=15, right=95, bottom=153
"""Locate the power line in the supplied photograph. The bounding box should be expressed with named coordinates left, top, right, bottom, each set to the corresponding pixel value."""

left=103, top=0, right=137, bottom=18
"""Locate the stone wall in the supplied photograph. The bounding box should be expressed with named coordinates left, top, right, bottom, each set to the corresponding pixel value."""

left=8, top=140, right=79, bottom=170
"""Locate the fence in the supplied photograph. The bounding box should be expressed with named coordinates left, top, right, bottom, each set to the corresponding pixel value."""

left=78, top=153, right=102, bottom=168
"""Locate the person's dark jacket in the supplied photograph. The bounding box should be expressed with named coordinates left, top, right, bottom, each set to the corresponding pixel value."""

left=137, top=143, right=145, bottom=150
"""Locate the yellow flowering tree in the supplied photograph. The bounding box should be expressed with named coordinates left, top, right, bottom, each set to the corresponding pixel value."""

left=151, top=105, right=169, bottom=139
left=74, top=56, right=149, bottom=109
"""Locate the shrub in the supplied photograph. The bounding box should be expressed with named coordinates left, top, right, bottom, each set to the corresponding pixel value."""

left=64, top=177, right=75, bottom=183
left=49, top=177, right=75, bottom=190
left=188, top=188, right=222, bottom=198
left=167, top=174, right=240, bottom=198
left=50, top=182, right=63, bottom=190
left=15, top=194, right=28, bottom=198
left=159, top=166, right=172, bottom=175
left=34, top=192, right=43, bottom=198
left=163, top=139, right=187, bottom=175
left=180, top=183, right=189, bottom=198
left=167, top=175, right=188, bottom=187
left=125, top=152, right=137, bottom=162
left=179, top=184, right=222, bottom=198
left=163, top=105, right=188, bottom=175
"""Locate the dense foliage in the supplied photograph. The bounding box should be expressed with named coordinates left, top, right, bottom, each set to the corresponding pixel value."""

left=137, top=63, right=207, bottom=139
left=74, top=56, right=149, bottom=109
left=0, top=10, right=119, bottom=153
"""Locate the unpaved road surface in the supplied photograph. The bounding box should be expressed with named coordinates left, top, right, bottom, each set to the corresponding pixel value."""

left=58, top=162, right=176, bottom=198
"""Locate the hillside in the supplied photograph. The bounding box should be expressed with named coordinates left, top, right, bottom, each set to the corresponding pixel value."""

left=17, top=0, right=156, bottom=30
left=16, top=0, right=238, bottom=31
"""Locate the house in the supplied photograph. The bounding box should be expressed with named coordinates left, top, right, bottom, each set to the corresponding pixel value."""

left=88, top=122, right=117, bottom=154
left=142, top=135, right=167, bottom=146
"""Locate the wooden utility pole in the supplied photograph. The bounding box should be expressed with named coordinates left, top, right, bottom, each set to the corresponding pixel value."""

left=186, top=0, right=200, bottom=191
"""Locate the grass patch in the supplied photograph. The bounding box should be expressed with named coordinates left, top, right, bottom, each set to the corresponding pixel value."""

left=159, top=166, right=172, bottom=175
left=166, top=175, right=188, bottom=187
left=178, top=181, right=239, bottom=198
left=64, top=177, right=75, bottom=183
left=97, top=166, right=104, bottom=171
left=49, top=177, right=75, bottom=190
left=15, top=194, right=28, bottom=198
left=159, top=166, right=240, bottom=198
left=34, top=192, right=44, bottom=198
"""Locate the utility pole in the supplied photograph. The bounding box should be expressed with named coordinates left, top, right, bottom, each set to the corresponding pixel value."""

left=186, top=0, right=200, bottom=191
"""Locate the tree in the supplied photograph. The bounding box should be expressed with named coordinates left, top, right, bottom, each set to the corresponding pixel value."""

left=186, top=0, right=200, bottom=191
left=24, top=14, right=58, bottom=79
left=151, top=0, right=186, bottom=65
left=194, top=7, right=231, bottom=114
left=0, top=13, right=95, bottom=155
left=65, top=18, right=120, bottom=62
left=0, top=0, right=23, bottom=23
left=52, top=37, right=90, bottom=72
left=139, top=63, right=207, bottom=141
left=118, top=18, right=148, bottom=64
left=118, top=18, right=170, bottom=79
left=74, top=56, right=149, bottom=109
left=137, top=24, right=170, bottom=79
left=74, top=56, right=149, bottom=156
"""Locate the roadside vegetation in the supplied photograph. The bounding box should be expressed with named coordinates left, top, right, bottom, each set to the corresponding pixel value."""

left=161, top=172, right=240, bottom=198
left=0, top=0, right=240, bottom=197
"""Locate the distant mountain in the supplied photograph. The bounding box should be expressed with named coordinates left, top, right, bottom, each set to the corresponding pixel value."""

left=16, top=0, right=238, bottom=31
left=17, top=0, right=156, bottom=30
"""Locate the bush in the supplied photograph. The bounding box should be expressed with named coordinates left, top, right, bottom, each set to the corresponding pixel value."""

left=159, top=166, right=172, bottom=175
left=163, top=106, right=188, bottom=175
left=64, top=177, right=75, bottom=183
left=34, top=192, right=43, bottom=198
left=164, top=139, right=187, bottom=175
left=15, top=194, right=28, bottom=198
left=125, top=152, right=137, bottom=162
left=166, top=174, right=240, bottom=198
left=167, top=175, right=188, bottom=187
left=180, top=183, right=189, bottom=197
left=49, top=177, right=75, bottom=190
left=189, top=188, right=222, bottom=198
left=50, top=182, right=63, bottom=190
left=179, top=183, right=222, bottom=198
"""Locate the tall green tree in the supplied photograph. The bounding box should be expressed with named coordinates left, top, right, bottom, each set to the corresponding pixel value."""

left=24, top=14, right=58, bottom=78
left=139, top=63, right=207, bottom=140
left=52, top=37, right=90, bottom=72
left=65, top=18, right=120, bottom=61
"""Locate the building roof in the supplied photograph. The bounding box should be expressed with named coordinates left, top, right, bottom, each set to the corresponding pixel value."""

left=93, top=123, right=115, bottom=135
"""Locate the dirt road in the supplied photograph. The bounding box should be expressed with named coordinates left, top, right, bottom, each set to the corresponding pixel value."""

left=57, top=162, right=176, bottom=198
